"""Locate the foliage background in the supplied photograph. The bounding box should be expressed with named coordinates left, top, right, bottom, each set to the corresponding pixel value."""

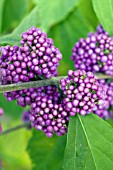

left=0, top=0, right=111, bottom=169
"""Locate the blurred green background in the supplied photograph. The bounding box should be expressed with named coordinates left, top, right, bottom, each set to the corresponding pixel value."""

left=0, top=0, right=99, bottom=169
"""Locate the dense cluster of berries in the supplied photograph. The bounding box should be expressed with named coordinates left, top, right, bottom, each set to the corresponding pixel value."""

left=71, top=25, right=113, bottom=76
left=60, top=70, right=103, bottom=116
left=5, top=85, right=59, bottom=108
left=93, top=79, right=113, bottom=118
left=4, top=87, right=41, bottom=107
left=0, top=45, right=19, bottom=85
left=20, top=27, right=62, bottom=78
left=0, top=27, right=62, bottom=106
left=0, top=108, right=4, bottom=133
left=29, top=86, right=68, bottom=137
left=0, top=27, right=62, bottom=83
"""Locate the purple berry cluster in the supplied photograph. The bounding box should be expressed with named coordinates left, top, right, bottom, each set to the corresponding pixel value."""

left=0, top=45, right=19, bottom=85
left=0, top=27, right=62, bottom=84
left=93, top=79, right=113, bottom=119
left=4, top=85, right=59, bottom=107
left=4, top=87, right=40, bottom=107
left=71, top=25, right=113, bottom=76
left=20, top=27, right=62, bottom=78
left=0, top=108, right=4, bottom=133
left=60, top=70, right=103, bottom=116
left=29, top=86, right=68, bottom=137
left=0, top=27, right=62, bottom=106
left=99, top=80, right=113, bottom=107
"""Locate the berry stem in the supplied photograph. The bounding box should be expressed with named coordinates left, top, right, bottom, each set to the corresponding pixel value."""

left=0, top=74, right=112, bottom=93
left=96, top=74, right=113, bottom=79
left=0, top=121, right=31, bottom=135
left=0, top=76, right=66, bottom=93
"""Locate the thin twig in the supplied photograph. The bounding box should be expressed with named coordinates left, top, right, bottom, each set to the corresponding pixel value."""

left=0, top=121, right=31, bottom=136
left=0, top=74, right=113, bottom=93
left=96, top=74, right=113, bottom=79
left=0, top=76, right=66, bottom=93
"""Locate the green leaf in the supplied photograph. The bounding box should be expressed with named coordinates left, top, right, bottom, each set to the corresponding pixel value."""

left=0, top=95, right=31, bottom=169
left=0, top=94, right=23, bottom=119
left=27, top=129, right=66, bottom=170
left=1, top=0, right=32, bottom=34
left=0, top=119, right=32, bottom=170
left=0, top=7, right=40, bottom=46
left=12, top=7, right=40, bottom=35
left=0, top=0, right=5, bottom=35
left=0, top=34, right=20, bottom=46
left=63, top=114, right=113, bottom=170
left=79, top=0, right=98, bottom=31
left=34, top=0, right=80, bottom=31
left=48, top=8, right=90, bottom=75
left=92, top=0, right=113, bottom=35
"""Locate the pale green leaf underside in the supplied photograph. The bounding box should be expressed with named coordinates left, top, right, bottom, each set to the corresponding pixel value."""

left=92, top=0, right=113, bottom=35
left=34, top=0, right=80, bottom=31
left=49, top=8, right=90, bottom=74
left=63, top=114, right=113, bottom=170
left=0, top=0, right=5, bottom=34
left=1, top=0, right=30, bottom=34
left=0, top=7, right=40, bottom=46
